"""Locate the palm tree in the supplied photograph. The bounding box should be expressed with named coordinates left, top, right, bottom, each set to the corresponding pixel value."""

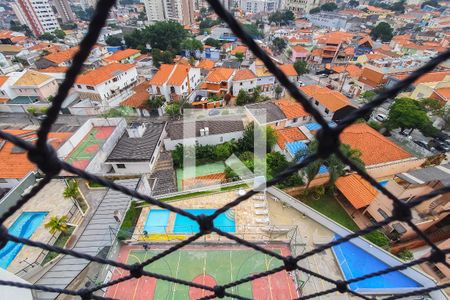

left=63, top=180, right=80, bottom=199
left=45, top=215, right=68, bottom=235
left=295, top=140, right=365, bottom=189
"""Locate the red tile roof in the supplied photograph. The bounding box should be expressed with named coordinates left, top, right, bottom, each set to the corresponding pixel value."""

left=44, top=47, right=78, bottom=64
left=205, top=68, right=234, bottom=83
left=340, top=123, right=412, bottom=166
left=233, top=69, right=256, bottom=81
left=276, top=127, right=308, bottom=150
left=292, top=45, right=309, bottom=53
left=300, top=85, right=351, bottom=112
left=274, top=99, right=310, bottom=119
left=121, top=80, right=151, bottom=108
left=76, top=63, right=135, bottom=86
left=231, top=45, right=248, bottom=55
left=104, top=49, right=140, bottom=62
left=278, top=64, right=298, bottom=77
left=197, top=59, right=215, bottom=70
left=336, top=174, right=377, bottom=209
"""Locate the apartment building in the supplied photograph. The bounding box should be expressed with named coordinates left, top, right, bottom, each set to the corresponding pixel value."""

left=52, top=0, right=75, bottom=23
left=13, top=0, right=60, bottom=36
left=240, top=0, right=280, bottom=13
left=286, top=0, right=333, bottom=13
left=144, top=0, right=194, bottom=25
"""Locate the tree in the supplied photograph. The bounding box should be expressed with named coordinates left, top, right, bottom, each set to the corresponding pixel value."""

left=272, top=37, right=287, bottom=53
left=421, top=0, right=440, bottom=8
left=238, top=122, right=277, bottom=153
left=199, top=18, right=221, bottom=30
left=296, top=140, right=365, bottom=188
left=348, top=0, right=359, bottom=7
left=105, top=35, right=122, bottom=46
left=53, top=29, right=66, bottom=39
left=370, top=22, right=394, bottom=42
left=235, top=52, right=244, bottom=62
left=45, top=215, right=68, bottom=235
left=268, top=10, right=295, bottom=25
left=181, top=38, right=203, bottom=56
left=165, top=102, right=181, bottom=119
left=204, top=38, right=222, bottom=48
left=321, top=2, right=338, bottom=11
left=390, top=0, right=405, bottom=13
left=396, top=248, right=413, bottom=261
left=242, top=23, right=263, bottom=38
left=309, top=7, right=321, bottom=14
left=9, top=20, right=33, bottom=37
left=147, top=96, right=164, bottom=110
left=236, top=89, right=250, bottom=106
left=215, top=142, right=233, bottom=160
left=39, top=32, right=56, bottom=42
left=152, top=49, right=174, bottom=68
left=61, top=23, right=77, bottom=30
left=294, top=60, right=308, bottom=75
left=419, top=98, right=443, bottom=113
left=63, top=180, right=80, bottom=199
left=386, top=98, right=434, bottom=135
left=102, top=107, right=131, bottom=117
left=275, top=85, right=283, bottom=99
left=74, top=7, right=94, bottom=21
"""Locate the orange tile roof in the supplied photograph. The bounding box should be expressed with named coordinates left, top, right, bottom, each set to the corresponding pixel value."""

left=104, top=49, right=140, bottom=62
left=182, top=172, right=225, bottom=189
left=76, top=63, right=135, bottom=86
left=365, top=53, right=386, bottom=60
left=344, top=47, right=355, bottom=56
left=394, top=71, right=450, bottom=85
left=300, top=85, right=350, bottom=112
left=0, top=31, right=13, bottom=39
left=292, top=45, right=309, bottom=53
left=0, top=130, right=71, bottom=178
left=197, top=59, right=215, bottom=70
left=336, top=174, right=377, bottom=209
left=205, top=68, right=234, bottom=83
left=231, top=45, right=248, bottom=55
left=40, top=66, right=69, bottom=73
left=0, top=75, right=8, bottom=87
left=167, top=64, right=190, bottom=85
left=44, top=47, right=78, bottom=64
left=278, top=64, right=298, bottom=77
left=149, top=64, right=174, bottom=86
left=233, top=69, right=256, bottom=81
left=340, top=123, right=412, bottom=166
left=359, top=67, right=386, bottom=88
left=121, top=80, right=151, bottom=108
left=0, top=98, right=9, bottom=103
left=276, top=127, right=308, bottom=150
left=434, top=87, right=450, bottom=101
left=274, top=99, right=309, bottom=119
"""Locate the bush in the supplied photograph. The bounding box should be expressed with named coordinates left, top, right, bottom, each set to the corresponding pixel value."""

left=364, top=230, right=390, bottom=249
left=27, top=107, right=37, bottom=115
left=396, top=248, right=413, bottom=261
left=368, top=120, right=382, bottom=131
left=117, top=201, right=142, bottom=240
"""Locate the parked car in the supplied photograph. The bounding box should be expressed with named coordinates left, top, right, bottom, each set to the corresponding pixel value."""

left=413, top=140, right=430, bottom=150
left=298, top=81, right=305, bottom=87
left=375, top=113, right=387, bottom=122
left=326, top=84, right=335, bottom=90
left=429, top=139, right=450, bottom=152
left=318, top=74, right=328, bottom=78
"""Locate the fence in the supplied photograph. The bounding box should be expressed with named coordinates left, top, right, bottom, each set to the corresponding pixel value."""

left=0, top=0, right=448, bottom=299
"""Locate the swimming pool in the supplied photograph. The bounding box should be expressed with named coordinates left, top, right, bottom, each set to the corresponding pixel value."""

left=0, top=212, right=47, bottom=269
left=332, top=235, right=421, bottom=291
left=173, top=209, right=236, bottom=233
left=143, top=210, right=170, bottom=233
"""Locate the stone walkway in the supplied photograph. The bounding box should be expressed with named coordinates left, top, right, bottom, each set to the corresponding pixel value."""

left=34, top=179, right=138, bottom=300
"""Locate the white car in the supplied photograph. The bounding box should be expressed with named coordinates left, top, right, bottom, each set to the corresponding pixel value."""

left=298, top=81, right=305, bottom=87
left=375, top=113, right=387, bottom=122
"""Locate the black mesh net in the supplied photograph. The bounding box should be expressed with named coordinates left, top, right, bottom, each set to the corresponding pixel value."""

left=0, top=0, right=449, bottom=299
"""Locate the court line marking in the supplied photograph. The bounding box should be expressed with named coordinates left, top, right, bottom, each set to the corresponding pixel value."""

left=132, top=250, right=147, bottom=300
left=172, top=251, right=181, bottom=300
left=202, top=251, right=207, bottom=298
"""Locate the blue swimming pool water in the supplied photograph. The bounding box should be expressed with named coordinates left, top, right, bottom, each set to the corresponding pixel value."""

left=0, top=212, right=47, bottom=269
left=143, top=210, right=170, bottom=233
left=332, top=235, right=421, bottom=291
left=173, top=209, right=236, bottom=233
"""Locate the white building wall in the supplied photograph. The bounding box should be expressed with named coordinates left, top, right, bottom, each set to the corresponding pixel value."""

left=232, top=79, right=256, bottom=96
left=109, top=161, right=153, bottom=174
left=144, top=0, right=165, bottom=23
left=0, top=178, right=20, bottom=189
left=164, top=131, right=244, bottom=151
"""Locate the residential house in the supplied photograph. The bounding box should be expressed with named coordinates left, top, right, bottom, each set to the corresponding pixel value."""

left=11, top=70, right=58, bottom=101
left=300, top=85, right=356, bottom=122
left=275, top=127, right=309, bottom=160
left=358, top=66, right=388, bottom=88
left=290, top=45, right=309, bottom=62
left=35, top=47, right=78, bottom=69
left=278, top=64, right=300, bottom=97
left=354, top=36, right=374, bottom=58
left=120, top=80, right=155, bottom=117
left=232, top=69, right=256, bottom=96
left=230, top=45, right=250, bottom=60
left=199, top=67, right=235, bottom=96
left=197, top=59, right=215, bottom=76
left=250, top=59, right=276, bottom=96
left=419, top=239, right=450, bottom=288
left=362, top=164, right=450, bottom=241
left=40, top=66, right=68, bottom=83
left=164, top=119, right=244, bottom=150
left=105, top=122, right=166, bottom=174
left=389, top=71, right=450, bottom=101
left=148, top=63, right=201, bottom=102
left=104, top=49, right=141, bottom=64
left=74, top=63, right=138, bottom=107
left=0, top=130, right=71, bottom=189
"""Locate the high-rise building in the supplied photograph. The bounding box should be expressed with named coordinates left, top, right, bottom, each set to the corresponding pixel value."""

left=240, top=0, right=279, bottom=13
left=52, top=0, right=76, bottom=23
left=286, top=0, right=334, bottom=13
left=144, top=0, right=194, bottom=25
left=13, top=0, right=60, bottom=36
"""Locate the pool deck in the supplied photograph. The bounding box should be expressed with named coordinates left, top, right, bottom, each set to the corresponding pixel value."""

left=3, top=180, right=78, bottom=274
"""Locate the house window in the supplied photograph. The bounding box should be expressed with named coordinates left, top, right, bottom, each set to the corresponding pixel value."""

left=275, top=122, right=279, bottom=126
left=220, top=136, right=223, bottom=142
left=77, top=85, right=81, bottom=88
left=0, top=178, right=7, bottom=183
left=325, top=108, right=330, bottom=114
left=116, top=164, right=126, bottom=169
left=377, top=208, right=389, bottom=219
left=240, top=82, right=243, bottom=86
left=293, top=118, right=298, bottom=123
left=87, top=86, right=95, bottom=90
left=315, top=100, right=319, bottom=105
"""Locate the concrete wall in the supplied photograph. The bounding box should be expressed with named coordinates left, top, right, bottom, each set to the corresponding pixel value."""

left=0, top=172, right=36, bottom=215
left=0, top=178, right=21, bottom=189
left=365, top=158, right=426, bottom=180
left=0, top=268, right=33, bottom=299
left=164, top=131, right=243, bottom=151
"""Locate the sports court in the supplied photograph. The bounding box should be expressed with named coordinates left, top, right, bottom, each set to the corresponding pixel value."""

left=105, top=244, right=298, bottom=299
left=65, top=126, right=114, bottom=170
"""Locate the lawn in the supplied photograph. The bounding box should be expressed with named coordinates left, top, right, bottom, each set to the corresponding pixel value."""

left=298, top=193, right=360, bottom=232
left=41, top=226, right=75, bottom=266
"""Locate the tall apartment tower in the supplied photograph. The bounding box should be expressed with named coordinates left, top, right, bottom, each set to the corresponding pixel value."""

left=52, top=0, right=76, bottom=23
left=13, top=0, right=60, bottom=36
left=144, top=0, right=194, bottom=25
left=286, top=0, right=334, bottom=13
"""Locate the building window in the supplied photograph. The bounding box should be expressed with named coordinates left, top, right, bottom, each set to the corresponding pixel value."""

left=220, top=136, right=223, bottom=142
left=87, top=86, right=95, bottom=90
left=116, top=164, right=126, bottom=169
left=315, top=100, right=319, bottom=105
left=377, top=208, right=389, bottom=219
left=240, top=82, right=243, bottom=86
left=325, top=108, right=330, bottom=114
left=77, top=85, right=81, bottom=88
left=0, top=178, right=7, bottom=183
left=293, top=118, right=298, bottom=123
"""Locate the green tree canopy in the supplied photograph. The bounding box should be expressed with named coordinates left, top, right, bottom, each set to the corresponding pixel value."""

left=321, top=2, right=338, bottom=11
left=421, top=0, right=440, bottom=8
left=204, top=38, right=222, bottom=48
left=309, top=7, right=321, bottom=14
left=272, top=37, right=287, bottom=53
left=386, top=98, right=434, bottom=134
left=39, top=32, right=57, bottom=42
left=348, top=0, right=359, bottom=7
left=294, top=60, right=308, bottom=75
left=234, top=52, right=244, bottom=62
left=181, top=38, right=203, bottom=55
left=45, top=215, right=68, bottom=234
left=105, top=35, right=122, bottom=46
left=151, top=49, right=175, bottom=68
left=242, top=23, right=263, bottom=38
left=268, top=10, right=295, bottom=24
left=147, top=95, right=164, bottom=110
left=238, top=122, right=277, bottom=153
left=165, top=102, right=181, bottom=119
left=370, top=22, right=394, bottom=42
left=53, top=29, right=66, bottom=39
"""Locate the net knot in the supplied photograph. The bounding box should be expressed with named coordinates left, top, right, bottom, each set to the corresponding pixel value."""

left=197, top=214, right=214, bottom=234
left=213, top=285, right=225, bottom=298
left=0, top=225, right=8, bottom=251
left=392, top=202, right=411, bottom=222
left=335, top=280, right=348, bottom=293
left=27, top=144, right=61, bottom=176
left=284, top=256, right=298, bottom=272
left=316, top=127, right=339, bottom=159
left=429, top=249, right=445, bottom=264
left=130, top=264, right=143, bottom=278
left=79, top=289, right=92, bottom=300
